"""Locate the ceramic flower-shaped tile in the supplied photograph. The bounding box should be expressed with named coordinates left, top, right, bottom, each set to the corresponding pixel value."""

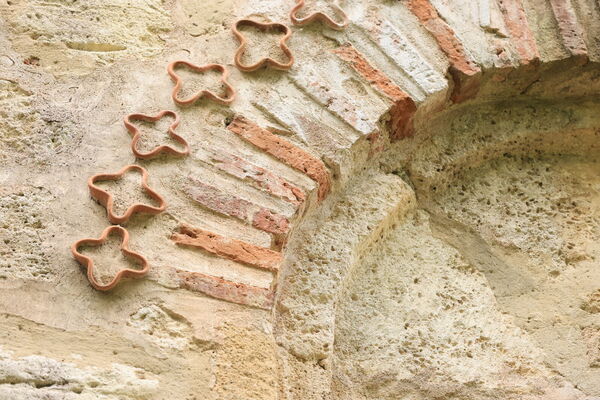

left=167, top=61, right=236, bottom=106
left=124, top=110, right=190, bottom=159
left=88, top=164, right=167, bottom=225
left=290, top=0, right=349, bottom=30
left=71, top=225, right=149, bottom=291
left=232, top=19, right=294, bottom=72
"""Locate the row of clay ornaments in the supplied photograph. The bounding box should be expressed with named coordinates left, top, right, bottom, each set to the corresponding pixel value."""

left=71, top=0, right=349, bottom=291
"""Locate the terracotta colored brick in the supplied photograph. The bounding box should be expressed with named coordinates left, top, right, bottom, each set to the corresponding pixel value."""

left=252, top=209, right=291, bottom=236
left=171, top=224, right=282, bottom=272
left=363, top=17, right=447, bottom=96
left=186, top=177, right=290, bottom=235
left=303, top=85, right=376, bottom=136
left=497, top=0, right=540, bottom=65
left=169, top=267, right=274, bottom=309
left=332, top=44, right=411, bottom=101
left=404, top=0, right=481, bottom=102
left=290, top=61, right=383, bottom=136
left=366, top=131, right=385, bottom=157
left=333, top=44, right=417, bottom=140
left=252, top=92, right=353, bottom=151
left=227, top=115, right=332, bottom=201
left=549, top=0, right=588, bottom=62
left=209, top=151, right=305, bottom=206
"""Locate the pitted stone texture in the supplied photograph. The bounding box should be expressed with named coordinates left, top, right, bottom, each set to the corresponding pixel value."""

left=581, top=325, right=600, bottom=368
left=276, top=95, right=600, bottom=398
left=395, top=100, right=600, bottom=195
left=333, top=210, right=584, bottom=400
left=0, top=348, right=159, bottom=399
left=374, top=98, right=600, bottom=398
left=431, top=154, right=600, bottom=395
left=436, top=156, right=600, bottom=273
left=214, top=325, right=279, bottom=400
left=1, top=0, right=172, bottom=75
left=582, top=289, right=600, bottom=314
left=0, top=81, right=77, bottom=165
left=0, top=186, right=54, bottom=281
left=127, top=303, right=196, bottom=351
left=275, top=172, right=416, bottom=399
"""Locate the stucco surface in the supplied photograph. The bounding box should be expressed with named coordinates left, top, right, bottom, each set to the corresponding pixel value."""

left=0, top=0, right=599, bottom=398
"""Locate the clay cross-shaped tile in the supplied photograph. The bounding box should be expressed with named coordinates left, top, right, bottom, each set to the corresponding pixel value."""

left=167, top=61, right=236, bottom=106
left=88, top=164, right=167, bottom=225
left=290, top=0, right=349, bottom=30
left=71, top=225, right=149, bottom=291
left=232, top=19, right=294, bottom=72
left=124, top=110, right=190, bottom=160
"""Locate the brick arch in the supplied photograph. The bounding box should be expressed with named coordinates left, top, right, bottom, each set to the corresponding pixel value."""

left=271, top=0, right=600, bottom=397
left=158, top=0, right=600, bottom=311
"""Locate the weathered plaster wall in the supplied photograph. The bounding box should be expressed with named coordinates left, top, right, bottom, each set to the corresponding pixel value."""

left=0, top=0, right=599, bottom=399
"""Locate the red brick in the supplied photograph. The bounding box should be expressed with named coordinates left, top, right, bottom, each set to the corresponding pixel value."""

left=227, top=116, right=332, bottom=201
left=168, top=267, right=274, bottom=309
left=186, top=177, right=290, bottom=235
left=172, top=224, right=282, bottom=272
left=252, top=209, right=291, bottom=236
left=404, top=0, right=481, bottom=102
left=210, top=151, right=305, bottom=206
left=497, top=0, right=540, bottom=65
left=333, top=44, right=417, bottom=140
left=549, top=0, right=588, bottom=62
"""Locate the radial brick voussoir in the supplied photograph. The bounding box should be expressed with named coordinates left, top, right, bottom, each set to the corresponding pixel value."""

left=404, top=0, right=481, bottom=102
left=185, top=177, right=290, bottom=235
left=166, top=266, right=274, bottom=309
left=332, top=44, right=417, bottom=140
left=208, top=150, right=306, bottom=206
left=549, top=0, right=589, bottom=62
left=357, top=17, right=447, bottom=98
left=497, top=0, right=541, bottom=65
left=172, top=224, right=282, bottom=272
left=227, top=115, right=331, bottom=201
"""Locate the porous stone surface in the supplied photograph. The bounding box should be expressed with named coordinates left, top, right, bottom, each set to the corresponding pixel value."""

left=334, top=210, right=583, bottom=399
left=0, top=347, right=159, bottom=400
left=0, top=0, right=599, bottom=398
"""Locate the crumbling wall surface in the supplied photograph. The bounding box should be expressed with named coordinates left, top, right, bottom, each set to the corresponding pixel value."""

left=0, top=0, right=599, bottom=399
left=329, top=102, right=600, bottom=399
left=272, top=0, right=600, bottom=399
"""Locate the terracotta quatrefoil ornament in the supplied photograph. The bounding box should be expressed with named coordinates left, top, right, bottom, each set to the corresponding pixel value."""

left=71, top=225, right=150, bottom=291
left=290, top=0, right=349, bottom=30
left=124, top=110, right=189, bottom=160
left=88, top=164, right=167, bottom=225
left=232, top=19, right=294, bottom=72
left=167, top=61, right=236, bottom=106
